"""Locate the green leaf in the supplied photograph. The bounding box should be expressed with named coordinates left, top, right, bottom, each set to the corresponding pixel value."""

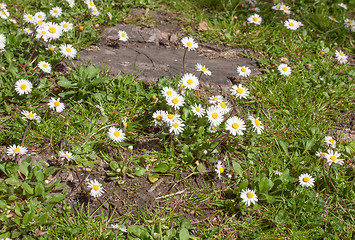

left=5, top=178, right=20, bottom=186
left=22, top=211, right=32, bottom=225
left=128, top=225, right=150, bottom=238
left=19, top=161, right=30, bottom=177
left=57, top=78, right=76, bottom=88
left=86, top=65, right=100, bottom=79
left=179, top=228, right=189, bottom=240
left=259, top=177, right=274, bottom=193
left=22, top=182, right=34, bottom=194
left=197, top=163, right=206, bottom=172
left=278, top=140, right=289, bottom=155
left=135, top=167, right=146, bottom=177
left=274, top=209, right=287, bottom=225
left=232, top=161, right=243, bottom=176
left=152, top=163, right=170, bottom=173
left=34, top=170, right=44, bottom=181
left=35, top=184, right=45, bottom=196
left=166, top=229, right=176, bottom=239
left=38, top=213, right=48, bottom=225
left=48, top=194, right=65, bottom=203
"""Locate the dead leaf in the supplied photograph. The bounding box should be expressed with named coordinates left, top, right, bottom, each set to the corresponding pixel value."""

left=198, top=21, right=211, bottom=31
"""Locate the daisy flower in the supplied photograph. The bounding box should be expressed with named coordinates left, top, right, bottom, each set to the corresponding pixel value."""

left=38, top=61, right=51, bottom=73
left=166, top=93, right=185, bottom=110
left=335, top=50, right=348, bottom=64
left=108, top=126, right=126, bottom=142
left=324, top=136, right=336, bottom=148
left=278, top=63, right=291, bottom=76
left=35, top=19, right=45, bottom=27
left=320, top=49, right=326, bottom=55
left=338, top=3, right=347, bottom=9
left=231, top=84, right=249, bottom=99
left=118, top=30, right=128, bottom=41
left=34, top=11, right=46, bottom=21
left=237, top=66, right=251, bottom=77
left=180, top=73, right=199, bottom=90
left=195, top=63, right=211, bottom=76
left=59, top=151, right=75, bottom=161
left=60, top=44, right=77, bottom=59
left=47, top=44, right=56, bottom=52
left=206, top=105, right=224, bottom=127
left=181, top=37, right=198, bottom=51
left=191, top=103, right=205, bottom=118
left=91, top=8, right=100, bottom=17
left=240, top=188, right=258, bottom=206
left=169, top=119, right=185, bottom=135
left=21, top=110, right=41, bottom=123
left=61, top=21, right=73, bottom=32
left=152, top=110, right=167, bottom=126
left=0, top=8, right=9, bottom=19
left=325, top=150, right=344, bottom=166
left=217, top=100, right=231, bottom=115
left=23, top=13, right=35, bottom=23
left=23, top=28, right=33, bottom=35
left=36, top=27, right=49, bottom=42
left=164, top=113, right=181, bottom=124
left=215, top=161, right=224, bottom=179
left=298, top=173, right=315, bottom=188
left=280, top=57, right=289, bottom=63
left=346, top=23, right=355, bottom=32
left=85, top=0, right=96, bottom=9
left=44, top=22, right=63, bottom=40
left=87, top=179, right=104, bottom=198
left=122, top=117, right=128, bottom=129
left=272, top=3, right=282, bottom=10
left=66, top=0, right=75, bottom=8
left=0, top=3, right=6, bottom=9
left=273, top=170, right=283, bottom=176
left=225, top=116, right=246, bottom=136
left=280, top=5, right=291, bottom=14
left=344, top=19, right=354, bottom=26
left=161, top=86, right=177, bottom=99
left=48, top=97, right=65, bottom=113
left=329, top=16, right=339, bottom=23
left=247, top=14, right=262, bottom=25
left=50, top=7, right=62, bottom=18
left=208, top=95, right=224, bottom=104
left=208, top=125, right=217, bottom=133
left=107, top=12, right=112, bottom=20
left=15, top=79, right=33, bottom=95
left=250, top=7, right=260, bottom=12
left=315, top=151, right=326, bottom=158
left=284, top=19, right=300, bottom=30
left=7, top=145, right=28, bottom=157
left=248, top=115, right=264, bottom=134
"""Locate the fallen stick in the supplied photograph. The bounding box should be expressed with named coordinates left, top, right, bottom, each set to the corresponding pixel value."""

left=155, top=189, right=187, bottom=200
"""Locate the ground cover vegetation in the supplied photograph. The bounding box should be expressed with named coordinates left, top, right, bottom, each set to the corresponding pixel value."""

left=0, top=0, right=354, bottom=239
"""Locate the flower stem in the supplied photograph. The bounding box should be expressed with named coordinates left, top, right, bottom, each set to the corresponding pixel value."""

left=327, top=164, right=339, bottom=193
left=81, top=123, right=122, bottom=147
left=182, top=48, right=187, bottom=75
left=24, top=39, right=40, bottom=69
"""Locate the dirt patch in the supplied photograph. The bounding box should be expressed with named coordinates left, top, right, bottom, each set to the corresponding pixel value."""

left=77, top=9, right=260, bottom=92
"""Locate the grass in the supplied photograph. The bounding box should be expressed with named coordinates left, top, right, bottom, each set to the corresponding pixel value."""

left=0, top=0, right=354, bottom=239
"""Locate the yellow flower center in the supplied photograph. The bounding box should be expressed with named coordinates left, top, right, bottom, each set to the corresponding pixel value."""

left=332, top=18, right=336, bottom=21
left=255, top=119, right=260, bottom=126
left=196, top=108, right=200, bottom=112
left=54, top=101, right=60, bottom=107
left=63, top=24, right=68, bottom=28
left=167, top=91, right=172, bottom=96
left=201, top=67, right=207, bottom=71
left=172, top=98, right=179, bottom=104
left=289, top=22, right=294, bottom=27
left=329, top=139, right=334, bottom=143
left=49, top=46, right=55, bottom=51
left=89, top=2, right=94, bottom=6
left=339, top=52, right=344, bottom=56
left=237, top=88, right=243, bottom=94
left=253, top=17, right=257, bottom=22
left=283, top=6, right=288, bottom=11
left=43, top=64, right=48, bottom=68
left=64, top=154, right=70, bottom=159
left=114, top=131, right=120, bottom=137
left=54, top=10, right=58, bottom=13
left=172, top=122, right=179, bottom=128
left=246, top=192, right=254, bottom=198
left=38, top=20, right=43, bottom=25
left=20, top=84, right=27, bottom=90
left=213, top=97, right=218, bottom=101
left=156, top=115, right=163, bottom=121
left=28, top=113, right=34, bottom=119
left=79, top=26, right=84, bottom=31
left=93, top=10, right=97, bottom=13
left=276, top=6, right=280, bottom=9
left=168, top=114, right=174, bottom=119
left=320, top=51, right=325, bottom=55
left=219, top=167, right=224, bottom=174
left=49, top=27, right=56, bottom=33
left=66, top=48, right=71, bottom=53
left=330, top=156, right=337, bottom=161
left=28, top=16, right=33, bottom=19
left=38, top=15, right=42, bottom=19
left=93, top=185, right=99, bottom=191
left=212, top=112, right=218, bottom=119
left=41, top=30, right=46, bottom=35
left=232, top=123, right=239, bottom=129
left=187, top=42, right=192, bottom=47
left=220, top=102, right=227, bottom=109
left=14, top=148, right=20, bottom=153
left=303, top=177, right=310, bottom=182
left=124, top=122, right=128, bottom=127
left=241, top=68, right=246, bottom=72
left=320, top=152, right=325, bottom=155
left=350, top=25, right=354, bottom=29
left=211, top=126, right=215, bottom=130
left=187, top=79, right=193, bottom=85
left=282, top=67, right=288, bottom=72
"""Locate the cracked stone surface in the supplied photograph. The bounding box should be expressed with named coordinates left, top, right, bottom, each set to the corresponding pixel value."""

left=77, top=23, right=260, bottom=92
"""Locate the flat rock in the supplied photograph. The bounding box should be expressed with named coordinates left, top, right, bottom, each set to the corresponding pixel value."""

left=77, top=24, right=259, bottom=92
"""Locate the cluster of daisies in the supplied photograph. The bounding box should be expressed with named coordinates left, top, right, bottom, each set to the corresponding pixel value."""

left=0, top=2, right=9, bottom=20
left=328, top=3, right=354, bottom=32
